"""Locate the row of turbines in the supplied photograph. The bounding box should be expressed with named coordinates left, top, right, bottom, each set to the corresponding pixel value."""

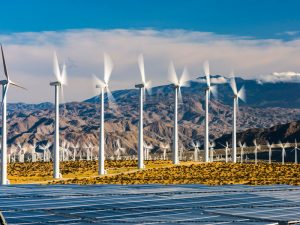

left=4, top=138, right=300, bottom=164
left=0, top=44, right=291, bottom=185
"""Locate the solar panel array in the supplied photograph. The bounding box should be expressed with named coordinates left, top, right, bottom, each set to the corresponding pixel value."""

left=0, top=184, right=299, bottom=224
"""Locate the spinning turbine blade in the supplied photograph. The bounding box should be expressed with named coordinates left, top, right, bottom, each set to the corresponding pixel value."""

left=53, top=52, right=61, bottom=83
left=179, top=67, right=190, bottom=87
left=210, top=85, right=218, bottom=99
left=138, top=54, right=145, bottom=84
left=10, top=81, right=27, bottom=90
left=104, top=53, right=113, bottom=84
left=238, top=85, right=246, bottom=102
left=203, top=60, right=210, bottom=87
left=168, top=61, right=178, bottom=85
left=230, top=77, right=238, bottom=95
left=0, top=44, right=8, bottom=80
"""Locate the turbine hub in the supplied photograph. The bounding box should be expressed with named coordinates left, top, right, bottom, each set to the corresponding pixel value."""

left=135, top=83, right=144, bottom=88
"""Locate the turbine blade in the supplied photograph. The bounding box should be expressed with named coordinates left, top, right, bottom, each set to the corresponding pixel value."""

left=61, top=63, right=67, bottom=86
left=178, top=87, right=183, bottom=104
left=203, top=60, right=210, bottom=87
left=0, top=44, right=8, bottom=80
left=104, top=53, right=113, bottom=84
left=238, top=85, right=246, bottom=102
left=53, top=52, right=61, bottom=82
left=9, top=81, right=27, bottom=90
left=145, top=80, right=152, bottom=95
left=179, top=66, right=190, bottom=87
left=230, top=77, right=238, bottom=95
left=210, top=85, right=218, bottom=99
left=168, top=61, right=178, bottom=85
left=138, top=54, right=145, bottom=84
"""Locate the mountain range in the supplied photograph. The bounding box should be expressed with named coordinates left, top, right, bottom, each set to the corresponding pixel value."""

left=3, top=75, right=300, bottom=155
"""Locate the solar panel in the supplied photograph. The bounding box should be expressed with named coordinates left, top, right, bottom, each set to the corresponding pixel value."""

left=0, top=184, right=299, bottom=224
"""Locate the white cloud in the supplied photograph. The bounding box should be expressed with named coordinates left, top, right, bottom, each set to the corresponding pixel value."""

left=0, top=29, right=300, bottom=103
left=259, top=71, right=300, bottom=83
left=196, top=76, right=228, bottom=84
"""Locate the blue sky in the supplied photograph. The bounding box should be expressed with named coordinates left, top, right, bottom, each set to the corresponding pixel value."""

left=1, top=0, right=300, bottom=39
left=1, top=0, right=300, bottom=103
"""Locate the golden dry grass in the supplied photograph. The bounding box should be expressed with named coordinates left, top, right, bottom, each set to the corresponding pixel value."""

left=7, top=160, right=300, bottom=185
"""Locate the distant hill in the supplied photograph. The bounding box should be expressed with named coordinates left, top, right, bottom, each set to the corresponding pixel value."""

left=2, top=75, right=300, bottom=156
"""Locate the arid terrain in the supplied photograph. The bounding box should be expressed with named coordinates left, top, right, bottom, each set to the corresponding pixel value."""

left=7, top=160, right=300, bottom=186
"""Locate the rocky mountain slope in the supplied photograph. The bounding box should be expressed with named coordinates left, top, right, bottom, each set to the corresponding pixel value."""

left=4, top=76, right=300, bottom=155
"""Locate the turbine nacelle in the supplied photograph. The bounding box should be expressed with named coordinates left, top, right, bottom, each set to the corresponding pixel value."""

left=50, top=81, right=61, bottom=86
left=0, top=80, right=8, bottom=85
left=135, top=83, right=145, bottom=89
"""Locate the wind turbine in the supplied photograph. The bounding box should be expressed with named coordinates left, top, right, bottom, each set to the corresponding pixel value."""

left=229, top=75, right=246, bottom=163
left=0, top=44, right=26, bottom=185
left=160, top=143, right=170, bottom=160
left=267, top=141, right=273, bottom=164
left=93, top=53, right=114, bottom=175
left=279, top=141, right=289, bottom=165
left=293, top=139, right=300, bottom=164
left=39, top=142, right=51, bottom=162
left=135, top=54, right=151, bottom=169
left=253, top=139, right=260, bottom=165
left=144, top=142, right=153, bottom=160
left=168, top=62, right=189, bottom=164
left=209, top=141, right=216, bottom=162
left=220, top=142, right=230, bottom=163
left=115, top=139, right=126, bottom=160
left=239, top=141, right=246, bottom=164
left=191, top=140, right=200, bottom=161
left=203, top=61, right=217, bottom=162
left=50, top=52, right=67, bottom=179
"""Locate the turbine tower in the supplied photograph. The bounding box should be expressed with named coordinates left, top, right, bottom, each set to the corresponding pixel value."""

left=0, top=44, right=26, bottom=185
left=168, top=62, right=189, bottom=164
left=229, top=76, right=246, bottom=163
left=50, top=52, right=67, bottom=179
left=279, top=141, right=289, bottom=165
left=293, top=139, right=299, bottom=164
left=203, top=61, right=217, bottom=162
left=267, top=141, right=273, bottom=164
left=93, top=53, right=114, bottom=175
left=135, top=54, right=151, bottom=169
left=253, top=139, right=260, bottom=165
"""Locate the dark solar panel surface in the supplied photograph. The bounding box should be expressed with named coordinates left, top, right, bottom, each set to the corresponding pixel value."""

left=0, top=184, right=299, bottom=224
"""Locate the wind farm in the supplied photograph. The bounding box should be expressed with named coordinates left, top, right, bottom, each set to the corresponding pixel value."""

left=1, top=1, right=300, bottom=224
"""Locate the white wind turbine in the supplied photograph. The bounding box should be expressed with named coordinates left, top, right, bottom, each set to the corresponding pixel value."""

left=267, top=141, right=273, bottom=164
left=135, top=54, right=151, bottom=169
left=39, top=142, right=52, bottom=162
left=159, top=143, right=170, bottom=160
left=144, top=142, right=153, bottom=160
left=70, top=141, right=80, bottom=161
left=203, top=61, right=218, bottom=162
left=115, top=139, right=126, bottom=160
left=50, top=52, right=67, bottom=179
left=0, top=45, right=26, bottom=185
left=293, top=139, right=300, bottom=164
left=229, top=75, right=246, bottom=163
left=239, top=141, right=246, bottom=164
left=209, top=141, right=216, bottom=162
left=93, top=53, right=114, bottom=175
left=168, top=62, right=189, bottom=165
left=191, top=140, right=200, bottom=161
left=279, top=141, right=289, bottom=165
left=253, top=139, right=260, bottom=165
left=220, top=142, right=230, bottom=163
